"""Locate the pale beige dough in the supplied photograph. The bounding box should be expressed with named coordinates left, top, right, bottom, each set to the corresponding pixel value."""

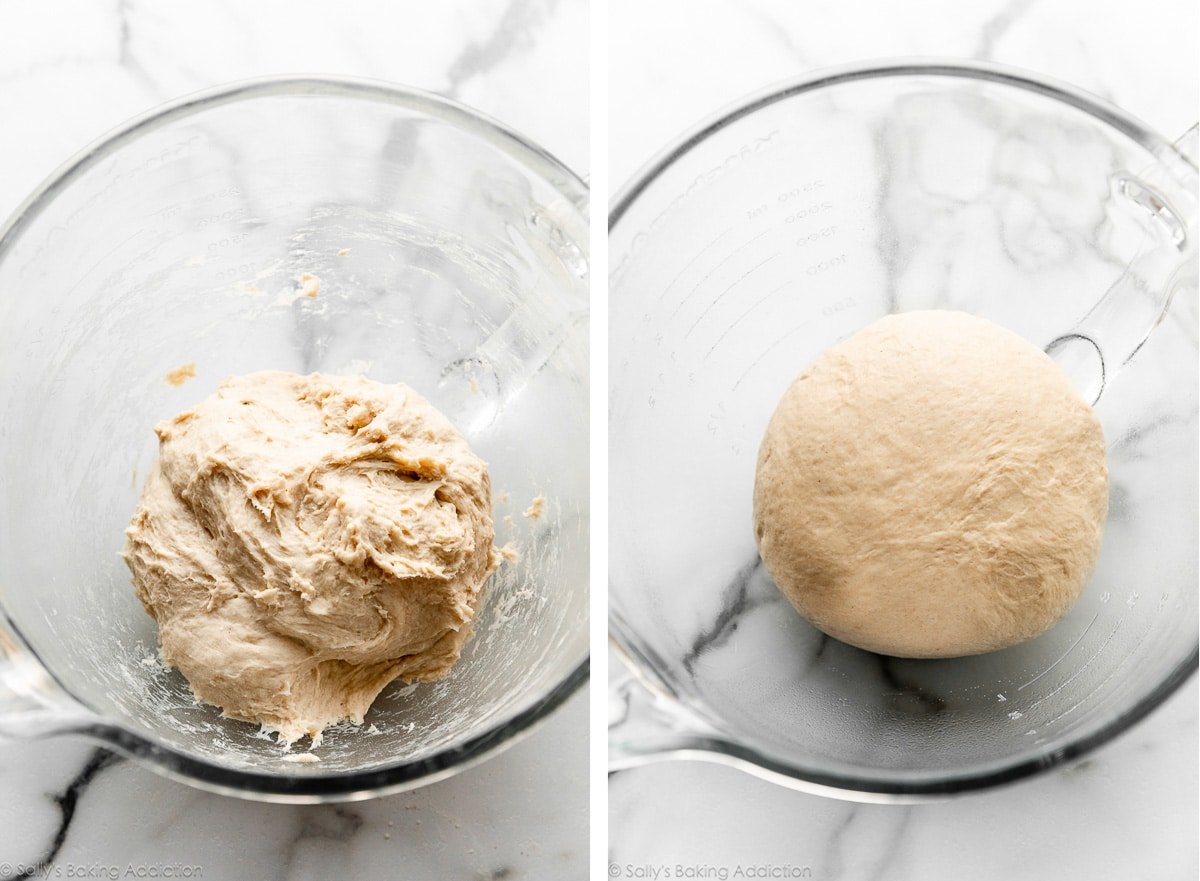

left=123, top=370, right=498, bottom=743
left=753, top=310, right=1109, bottom=658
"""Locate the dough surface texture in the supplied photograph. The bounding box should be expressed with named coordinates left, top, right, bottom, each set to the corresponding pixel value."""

left=123, top=371, right=497, bottom=742
left=753, top=310, right=1108, bottom=658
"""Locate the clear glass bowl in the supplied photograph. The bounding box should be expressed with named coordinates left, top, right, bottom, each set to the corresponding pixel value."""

left=608, top=60, right=1197, bottom=799
left=0, top=77, right=589, bottom=802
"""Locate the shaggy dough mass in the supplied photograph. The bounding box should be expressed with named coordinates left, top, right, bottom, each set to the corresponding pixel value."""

left=123, top=371, right=498, bottom=742
left=753, top=310, right=1109, bottom=658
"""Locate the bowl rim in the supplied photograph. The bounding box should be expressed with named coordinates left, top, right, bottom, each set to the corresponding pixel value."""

left=0, top=73, right=589, bottom=253
left=610, top=56, right=1195, bottom=228
left=607, top=57, right=1198, bottom=798
left=0, top=74, right=590, bottom=801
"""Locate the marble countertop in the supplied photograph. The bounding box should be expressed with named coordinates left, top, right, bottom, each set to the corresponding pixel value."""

left=0, top=692, right=587, bottom=880
left=609, top=1, right=1197, bottom=878
left=609, top=0, right=1197, bottom=191
left=0, top=1, right=588, bottom=879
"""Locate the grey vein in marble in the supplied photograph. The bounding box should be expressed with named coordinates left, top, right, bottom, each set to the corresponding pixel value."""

left=975, top=0, right=1040, bottom=59
left=446, top=0, right=560, bottom=96
left=279, top=805, right=365, bottom=877
left=14, top=748, right=124, bottom=880
left=115, top=0, right=159, bottom=96
left=820, top=803, right=859, bottom=881
left=741, top=4, right=813, bottom=67
left=871, top=118, right=903, bottom=314
left=877, top=658, right=947, bottom=716
left=681, top=556, right=768, bottom=676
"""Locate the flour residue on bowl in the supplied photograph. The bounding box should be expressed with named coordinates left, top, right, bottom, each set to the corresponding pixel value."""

left=523, top=495, right=546, bottom=520
left=299, top=272, right=321, bottom=298
left=281, top=752, right=321, bottom=764
left=164, top=362, right=196, bottom=386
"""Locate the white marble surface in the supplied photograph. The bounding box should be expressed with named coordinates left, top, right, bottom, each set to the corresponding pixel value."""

left=0, top=2, right=588, bottom=879
left=609, top=0, right=1198, bottom=878
left=0, top=691, right=588, bottom=880
left=609, top=0, right=1197, bottom=191
left=0, top=0, right=589, bottom=219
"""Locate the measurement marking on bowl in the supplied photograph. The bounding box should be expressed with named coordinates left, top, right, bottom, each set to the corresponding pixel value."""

left=796, top=224, right=839, bottom=248
left=685, top=251, right=781, bottom=339
left=1026, top=618, right=1125, bottom=713
left=1016, top=610, right=1100, bottom=692
left=207, top=232, right=250, bottom=251
left=669, top=227, right=777, bottom=320
left=783, top=200, right=835, bottom=224
left=821, top=295, right=857, bottom=316
left=216, top=263, right=256, bottom=282
left=806, top=253, right=850, bottom=275
left=776, top=178, right=825, bottom=203
left=731, top=320, right=813, bottom=392
left=62, top=228, right=146, bottom=298
left=706, top=400, right=727, bottom=435
left=654, top=224, right=739, bottom=307
left=198, top=207, right=248, bottom=230
left=1043, top=630, right=1142, bottom=729
left=705, top=279, right=796, bottom=359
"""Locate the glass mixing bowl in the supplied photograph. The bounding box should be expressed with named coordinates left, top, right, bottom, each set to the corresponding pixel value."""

left=608, top=60, right=1197, bottom=799
left=0, top=77, right=589, bottom=802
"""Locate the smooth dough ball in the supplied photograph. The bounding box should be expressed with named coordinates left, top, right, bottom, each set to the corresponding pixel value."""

left=753, top=310, right=1108, bottom=658
left=123, top=371, right=498, bottom=743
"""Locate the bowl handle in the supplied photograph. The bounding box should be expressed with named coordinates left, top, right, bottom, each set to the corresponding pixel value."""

left=0, top=618, right=95, bottom=739
left=1046, top=123, right=1199, bottom=406
left=608, top=646, right=727, bottom=771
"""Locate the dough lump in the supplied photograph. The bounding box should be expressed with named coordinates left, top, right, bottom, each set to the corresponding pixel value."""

left=123, top=371, right=498, bottom=742
left=753, top=311, right=1108, bottom=658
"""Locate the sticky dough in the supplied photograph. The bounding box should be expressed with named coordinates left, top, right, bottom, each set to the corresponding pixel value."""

left=753, top=311, right=1109, bottom=658
left=123, top=371, right=498, bottom=742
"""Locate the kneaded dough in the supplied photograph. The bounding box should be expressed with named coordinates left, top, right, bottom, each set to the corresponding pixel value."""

left=123, top=371, right=498, bottom=742
left=753, top=310, right=1109, bottom=658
